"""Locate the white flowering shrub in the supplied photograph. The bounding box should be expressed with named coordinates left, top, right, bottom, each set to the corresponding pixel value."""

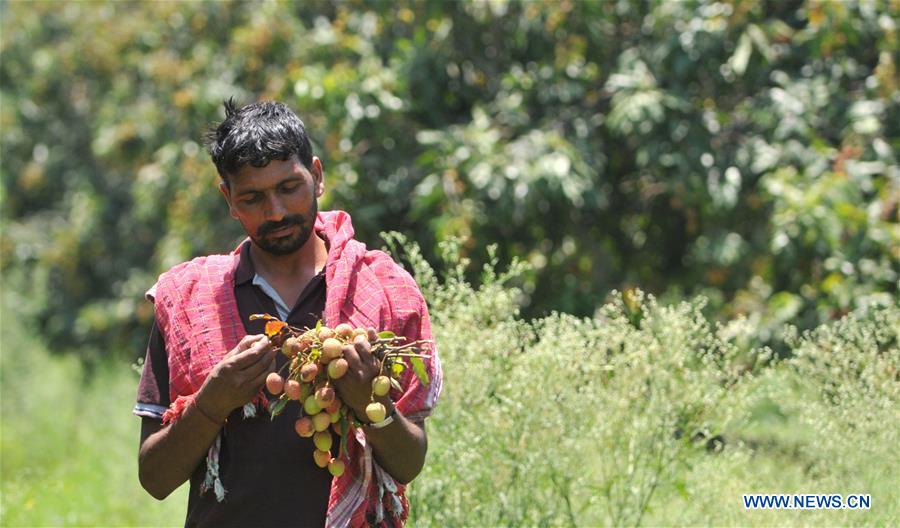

left=383, top=235, right=899, bottom=526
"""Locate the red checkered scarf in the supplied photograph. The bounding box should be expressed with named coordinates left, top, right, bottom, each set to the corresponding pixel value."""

left=150, top=210, right=443, bottom=527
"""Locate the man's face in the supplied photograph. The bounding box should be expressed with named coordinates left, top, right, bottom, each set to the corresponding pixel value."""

left=220, top=155, right=324, bottom=255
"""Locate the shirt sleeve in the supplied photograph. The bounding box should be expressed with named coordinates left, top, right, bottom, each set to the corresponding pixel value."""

left=133, top=318, right=170, bottom=420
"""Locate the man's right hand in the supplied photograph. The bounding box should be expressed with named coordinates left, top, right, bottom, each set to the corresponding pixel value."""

left=195, top=334, right=277, bottom=423
left=139, top=334, right=276, bottom=500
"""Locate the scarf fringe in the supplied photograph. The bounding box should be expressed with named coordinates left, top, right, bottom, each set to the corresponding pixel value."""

left=161, top=395, right=193, bottom=425
left=372, top=463, right=404, bottom=523
left=241, top=391, right=269, bottom=419
left=200, top=434, right=227, bottom=502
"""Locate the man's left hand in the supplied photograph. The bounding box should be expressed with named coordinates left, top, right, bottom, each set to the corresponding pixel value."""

left=331, top=335, right=393, bottom=422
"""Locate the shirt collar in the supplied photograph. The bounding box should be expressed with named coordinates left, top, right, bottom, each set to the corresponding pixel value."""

left=233, top=239, right=256, bottom=285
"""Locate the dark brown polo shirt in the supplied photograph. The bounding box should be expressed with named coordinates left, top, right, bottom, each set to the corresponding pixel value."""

left=135, top=240, right=333, bottom=527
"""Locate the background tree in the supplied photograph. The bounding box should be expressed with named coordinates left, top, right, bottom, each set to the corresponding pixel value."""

left=1, top=0, right=897, bottom=357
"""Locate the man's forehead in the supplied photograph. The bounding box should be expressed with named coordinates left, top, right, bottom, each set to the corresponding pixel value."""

left=231, top=157, right=307, bottom=190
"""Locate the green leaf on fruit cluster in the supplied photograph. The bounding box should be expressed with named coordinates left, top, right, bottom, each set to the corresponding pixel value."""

left=269, top=396, right=289, bottom=420
left=339, top=416, right=349, bottom=458
left=392, top=362, right=405, bottom=377
left=411, top=356, right=429, bottom=385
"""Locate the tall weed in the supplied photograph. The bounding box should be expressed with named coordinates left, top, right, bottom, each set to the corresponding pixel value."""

left=391, top=235, right=899, bottom=526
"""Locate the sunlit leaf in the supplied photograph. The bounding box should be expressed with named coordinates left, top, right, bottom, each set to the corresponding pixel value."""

left=392, top=362, right=405, bottom=377
left=410, top=356, right=429, bottom=385
left=729, top=32, right=752, bottom=76
left=265, top=320, right=287, bottom=338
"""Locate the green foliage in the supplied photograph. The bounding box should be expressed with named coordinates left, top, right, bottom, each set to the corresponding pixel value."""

left=404, top=239, right=898, bottom=526
left=1, top=1, right=896, bottom=356
left=1, top=242, right=897, bottom=526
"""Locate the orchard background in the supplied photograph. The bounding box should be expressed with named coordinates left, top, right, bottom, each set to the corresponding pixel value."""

left=1, top=1, right=898, bottom=526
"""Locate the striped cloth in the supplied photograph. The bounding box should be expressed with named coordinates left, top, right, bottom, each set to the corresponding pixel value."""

left=149, top=210, right=443, bottom=527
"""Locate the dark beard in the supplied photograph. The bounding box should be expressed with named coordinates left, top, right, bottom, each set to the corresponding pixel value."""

left=252, top=201, right=318, bottom=256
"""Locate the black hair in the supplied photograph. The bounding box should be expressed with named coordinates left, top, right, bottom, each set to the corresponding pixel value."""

left=206, top=98, right=314, bottom=184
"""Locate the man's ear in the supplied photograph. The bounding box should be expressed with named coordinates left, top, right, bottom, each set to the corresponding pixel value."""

left=219, top=181, right=238, bottom=219
left=311, top=156, right=325, bottom=198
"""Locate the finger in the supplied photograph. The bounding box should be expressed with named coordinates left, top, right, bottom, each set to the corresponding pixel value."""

left=341, top=341, right=361, bottom=370
left=353, top=335, right=373, bottom=358
left=241, top=347, right=279, bottom=379
left=353, top=336, right=377, bottom=370
left=219, top=336, right=266, bottom=372
left=246, top=358, right=274, bottom=392
left=231, top=338, right=272, bottom=368
left=224, top=334, right=259, bottom=358
left=241, top=333, right=267, bottom=348
left=343, top=341, right=377, bottom=382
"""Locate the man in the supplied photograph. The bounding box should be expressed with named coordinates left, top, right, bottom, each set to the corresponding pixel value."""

left=134, top=100, right=442, bottom=527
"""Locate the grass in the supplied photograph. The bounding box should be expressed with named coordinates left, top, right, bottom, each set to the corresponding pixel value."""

left=0, top=303, right=187, bottom=527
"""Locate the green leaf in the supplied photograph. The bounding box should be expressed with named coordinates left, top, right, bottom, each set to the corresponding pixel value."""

left=392, top=362, right=405, bottom=377
left=747, top=23, right=773, bottom=62
left=378, top=330, right=395, bottom=339
left=269, top=396, right=289, bottom=420
left=411, top=356, right=430, bottom=385
left=729, top=32, right=752, bottom=76
left=769, top=291, right=802, bottom=322
left=339, top=416, right=349, bottom=458
left=390, top=376, right=402, bottom=392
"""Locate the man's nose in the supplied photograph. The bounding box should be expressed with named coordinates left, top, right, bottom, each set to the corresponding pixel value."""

left=264, top=195, right=287, bottom=221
